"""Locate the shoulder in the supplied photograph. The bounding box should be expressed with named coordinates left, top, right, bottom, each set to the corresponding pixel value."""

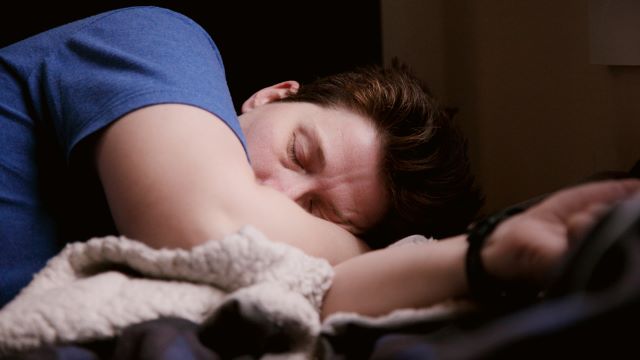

left=63, top=6, right=224, bottom=73
left=97, top=6, right=201, bottom=27
left=89, top=6, right=212, bottom=42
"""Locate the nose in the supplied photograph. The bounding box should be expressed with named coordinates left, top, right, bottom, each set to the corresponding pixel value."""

left=260, top=172, right=315, bottom=204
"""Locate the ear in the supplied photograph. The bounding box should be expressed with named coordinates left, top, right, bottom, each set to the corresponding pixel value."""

left=241, top=80, right=300, bottom=114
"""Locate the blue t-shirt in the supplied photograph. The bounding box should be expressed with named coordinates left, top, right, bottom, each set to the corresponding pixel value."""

left=0, top=6, right=247, bottom=307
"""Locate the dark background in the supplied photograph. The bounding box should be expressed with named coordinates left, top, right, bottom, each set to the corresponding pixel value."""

left=0, top=1, right=382, bottom=112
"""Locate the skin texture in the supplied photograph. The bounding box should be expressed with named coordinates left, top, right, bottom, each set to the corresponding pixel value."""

left=239, top=81, right=388, bottom=234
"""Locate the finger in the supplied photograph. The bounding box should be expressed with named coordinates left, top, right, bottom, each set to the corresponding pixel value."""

left=566, top=202, right=614, bottom=244
left=540, top=179, right=640, bottom=217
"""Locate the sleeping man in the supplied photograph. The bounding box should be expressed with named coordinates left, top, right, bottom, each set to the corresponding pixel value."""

left=1, top=6, right=638, bottom=318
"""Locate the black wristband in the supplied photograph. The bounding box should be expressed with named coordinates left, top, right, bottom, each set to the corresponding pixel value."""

left=466, top=206, right=540, bottom=307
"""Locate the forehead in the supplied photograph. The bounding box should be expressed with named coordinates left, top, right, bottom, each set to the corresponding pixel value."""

left=306, top=105, right=388, bottom=231
left=312, top=106, right=377, bottom=147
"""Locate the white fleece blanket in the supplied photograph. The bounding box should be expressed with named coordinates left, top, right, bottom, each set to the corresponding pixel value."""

left=0, top=226, right=468, bottom=358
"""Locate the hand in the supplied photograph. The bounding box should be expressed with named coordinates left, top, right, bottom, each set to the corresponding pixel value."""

left=482, top=179, right=640, bottom=287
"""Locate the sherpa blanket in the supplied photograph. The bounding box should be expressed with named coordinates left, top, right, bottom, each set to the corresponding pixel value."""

left=0, top=226, right=469, bottom=359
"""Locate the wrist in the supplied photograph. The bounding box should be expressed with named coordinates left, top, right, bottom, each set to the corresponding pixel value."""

left=465, top=206, right=540, bottom=308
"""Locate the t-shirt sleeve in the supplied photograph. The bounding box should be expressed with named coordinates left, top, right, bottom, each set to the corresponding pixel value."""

left=40, top=6, right=247, bottom=160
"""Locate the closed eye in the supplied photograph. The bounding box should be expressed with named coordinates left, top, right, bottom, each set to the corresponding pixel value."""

left=288, top=133, right=303, bottom=168
left=307, top=198, right=314, bottom=213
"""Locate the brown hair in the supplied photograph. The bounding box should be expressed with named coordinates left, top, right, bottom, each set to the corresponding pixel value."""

left=279, top=61, right=484, bottom=247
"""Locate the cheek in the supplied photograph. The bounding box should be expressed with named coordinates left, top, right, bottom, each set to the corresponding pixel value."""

left=246, top=131, right=280, bottom=181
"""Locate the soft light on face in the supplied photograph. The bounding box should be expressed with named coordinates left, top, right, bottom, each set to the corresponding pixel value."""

left=239, top=101, right=388, bottom=234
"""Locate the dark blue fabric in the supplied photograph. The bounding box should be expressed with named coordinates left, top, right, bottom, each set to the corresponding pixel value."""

left=1, top=298, right=312, bottom=359
left=112, top=318, right=219, bottom=360
left=0, top=6, right=247, bottom=307
left=0, top=318, right=219, bottom=360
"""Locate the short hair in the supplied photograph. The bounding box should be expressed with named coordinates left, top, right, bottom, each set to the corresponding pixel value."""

left=279, top=61, right=484, bottom=248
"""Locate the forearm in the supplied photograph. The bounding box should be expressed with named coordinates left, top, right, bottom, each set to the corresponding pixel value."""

left=321, top=179, right=640, bottom=319
left=321, top=234, right=468, bottom=319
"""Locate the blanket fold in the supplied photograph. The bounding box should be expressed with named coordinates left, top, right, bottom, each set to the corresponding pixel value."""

left=0, top=226, right=333, bottom=357
left=0, top=226, right=467, bottom=359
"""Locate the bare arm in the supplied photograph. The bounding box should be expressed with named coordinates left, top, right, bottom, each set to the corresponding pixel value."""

left=321, top=179, right=640, bottom=319
left=95, top=104, right=368, bottom=264
left=322, top=234, right=468, bottom=318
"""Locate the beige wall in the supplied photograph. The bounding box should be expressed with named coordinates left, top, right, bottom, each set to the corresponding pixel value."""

left=382, top=0, right=640, bottom=213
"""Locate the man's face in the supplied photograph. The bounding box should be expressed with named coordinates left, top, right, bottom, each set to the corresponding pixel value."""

left=239, top=99, right=388, bottom=235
